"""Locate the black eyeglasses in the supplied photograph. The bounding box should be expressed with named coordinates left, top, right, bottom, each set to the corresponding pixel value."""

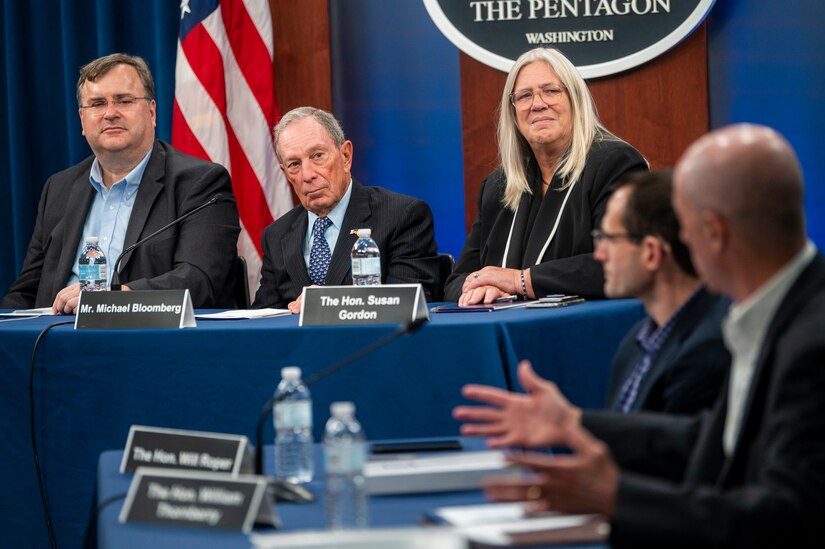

left=591, top=229, right=645, bottom=246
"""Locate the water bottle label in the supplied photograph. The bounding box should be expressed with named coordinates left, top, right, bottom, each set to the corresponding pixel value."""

left=78, top=264, right=98, bottom=279
left=352, top=257, right=380, bottom=277
left=325, top=442, right=365, bottom=474
left=275, top=400, right=312, bottom=430
left=79, top=263, right=107, bottom=284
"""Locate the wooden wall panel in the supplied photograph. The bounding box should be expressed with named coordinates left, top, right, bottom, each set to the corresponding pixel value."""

left=270, top=0, right=333, bottom=114
left=459, top=56, right=508, bottom=234
left=459, top=25, right=709, bottom=233
left=588, top=25, right=708, bottom=170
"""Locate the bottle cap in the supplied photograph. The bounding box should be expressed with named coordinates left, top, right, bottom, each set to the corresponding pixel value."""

left=86, top=236, right=99, bottom=244
left=355, top=228, right=371, bottom=238
left=330, top=401, right=355, bottom=417
left=281, top=366, right=301, bottom=381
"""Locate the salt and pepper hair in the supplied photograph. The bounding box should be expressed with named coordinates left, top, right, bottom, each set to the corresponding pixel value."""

left=498, top=47, right=616, bottom=211
left=273, top=107, right=346, bottom=162
left=76, top=53, right=155, bottom=107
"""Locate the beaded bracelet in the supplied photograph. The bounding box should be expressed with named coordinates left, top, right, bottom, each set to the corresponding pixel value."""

left=520, top=269, right=528, bottom=300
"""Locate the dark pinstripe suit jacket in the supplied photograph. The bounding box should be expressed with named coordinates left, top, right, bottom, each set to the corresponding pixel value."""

left=252, top=179, right=440, bottom=308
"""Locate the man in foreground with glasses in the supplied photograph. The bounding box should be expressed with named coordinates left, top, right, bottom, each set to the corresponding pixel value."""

left=2, top=53, right=239, bottom=313
left=455, top=125, right=825, bottom=547
left=591, top=169, right=728, bottom=414
left=455, top=168, right=728, bottom=419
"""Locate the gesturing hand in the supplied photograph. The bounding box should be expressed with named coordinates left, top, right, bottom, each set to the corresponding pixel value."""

left=484, top=425, right=620, bottom=518
left=453, top=360, right=582, bottom=449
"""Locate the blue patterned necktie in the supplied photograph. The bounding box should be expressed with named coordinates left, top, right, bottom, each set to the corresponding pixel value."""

left=308, top=216, right=333, bottom=285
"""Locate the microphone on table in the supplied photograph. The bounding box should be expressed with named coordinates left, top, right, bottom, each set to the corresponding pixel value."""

left=254, top=317, right=429, bottom=503
left=110, top=194, right=224, bottom=291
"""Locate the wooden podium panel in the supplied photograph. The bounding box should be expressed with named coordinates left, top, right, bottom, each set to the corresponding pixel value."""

left=270, top=0, right=332, bottom=205
left=270, top=0, right=333, bottom=113
left=459, top=25, right=709, bottom=233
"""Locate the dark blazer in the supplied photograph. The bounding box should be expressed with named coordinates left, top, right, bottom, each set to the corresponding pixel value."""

left=252, top=179, right=440, bottom=308
left=444, top=138, right=647, bottom=301
left=604, top=288, right=730, bottom=414
left=584, top=254, right=825, bottom=547
left=1, top=141, right=240, bottom=309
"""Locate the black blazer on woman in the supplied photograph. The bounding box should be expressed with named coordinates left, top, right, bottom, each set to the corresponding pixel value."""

left=444, top=138, right=647, bottom=301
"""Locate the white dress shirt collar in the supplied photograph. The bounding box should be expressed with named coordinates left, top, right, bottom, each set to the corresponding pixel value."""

left=722, top=241, right=817, bottom=455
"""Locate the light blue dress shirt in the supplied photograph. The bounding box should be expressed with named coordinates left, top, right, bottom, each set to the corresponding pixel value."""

left=302, top=179, right=354, bottom=269
left=67, top=149, right=153, bottom=288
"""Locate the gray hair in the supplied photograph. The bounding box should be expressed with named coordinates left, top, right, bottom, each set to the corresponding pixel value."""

left=498, top=47, right=615, bottom=210
left=273, top=107, right=345, bottom=162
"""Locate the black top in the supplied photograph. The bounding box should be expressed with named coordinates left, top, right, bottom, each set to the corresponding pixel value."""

left=445, top=138, right=647, bottom=301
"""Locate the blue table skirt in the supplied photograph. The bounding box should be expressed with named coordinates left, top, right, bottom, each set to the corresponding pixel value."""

left=0, top=300, right=641, bottom=548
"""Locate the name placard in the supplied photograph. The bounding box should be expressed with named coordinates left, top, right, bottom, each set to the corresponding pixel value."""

left=119, top=468, right=276, bottom=532
left=120, top=425, right=252, bottom=475
left=299, top=284, right=429, bottom=326
left=75, top=290, right=195, bottom=329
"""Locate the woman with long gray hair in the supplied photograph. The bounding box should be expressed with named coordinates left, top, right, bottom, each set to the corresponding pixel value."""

left=445, top=47, right=646, bottom=305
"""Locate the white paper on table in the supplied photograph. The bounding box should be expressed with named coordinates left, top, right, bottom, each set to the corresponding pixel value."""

left=251, top=527, right=466, bottom=548
left=195, top=308, right=291, bottom=320
left=3, top=307, right=56, bottom=316
left=433, top=502, right=602, bottom=545
left=432, top=502, right=530, bottom=527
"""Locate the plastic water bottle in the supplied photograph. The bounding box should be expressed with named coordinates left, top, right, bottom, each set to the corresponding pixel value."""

left=273, top=367, right=314, bottom=483
left=351, top=228, right=381, bottom=286
left=78, top=236, right=107, bottom=292
left=324, top=401, right=368, bottom=529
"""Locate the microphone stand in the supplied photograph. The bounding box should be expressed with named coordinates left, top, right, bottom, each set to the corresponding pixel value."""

left=110, top=195, right=222, bottom=290
left=254, top=317, right=428, bottom=498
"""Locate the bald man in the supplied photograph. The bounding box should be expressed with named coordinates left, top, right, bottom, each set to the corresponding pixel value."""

left=455, top=124, right=825, bottom=547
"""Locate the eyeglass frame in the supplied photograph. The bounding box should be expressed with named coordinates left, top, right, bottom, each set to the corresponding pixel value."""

left=79, top=95, right=152, bottom=114
left=590, top=229, right=647, bottom=247
left=509, top=84, right=567, bottom=109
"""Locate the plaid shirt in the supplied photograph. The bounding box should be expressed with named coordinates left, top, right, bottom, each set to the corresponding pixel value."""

left=614, top=288, right=705, bottom=413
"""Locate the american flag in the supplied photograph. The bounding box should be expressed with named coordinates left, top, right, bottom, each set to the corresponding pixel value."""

left=173, top=0, right=292, bottom=296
